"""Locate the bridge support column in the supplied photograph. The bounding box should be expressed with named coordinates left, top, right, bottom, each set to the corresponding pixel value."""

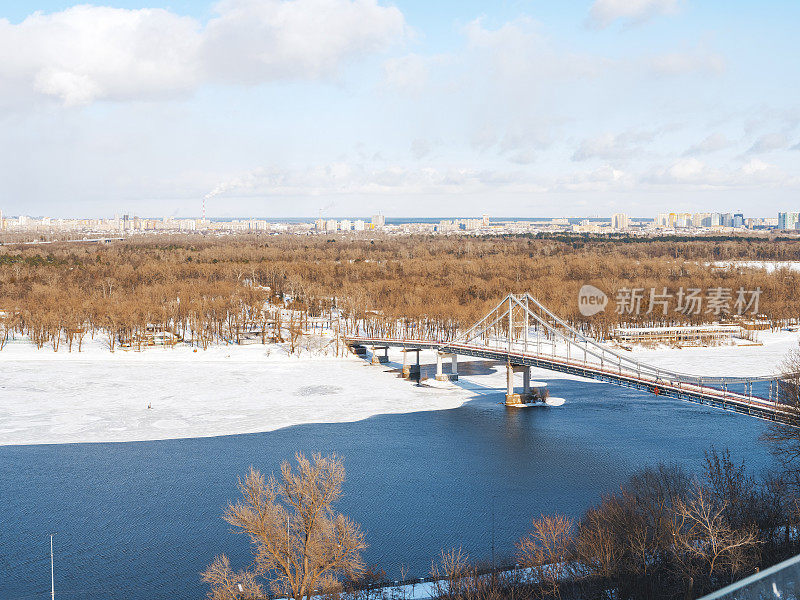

left=505, top=364, right=533, bottom=406
left=402, top=348, right=421, bottom=378
left=436, top=352, right=458, bottom=381
left=371, top=346, right=389, bottom=365
left=349, top=344, right=367, bottom=356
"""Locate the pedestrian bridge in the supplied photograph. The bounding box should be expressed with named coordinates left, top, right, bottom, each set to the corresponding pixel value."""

left=346, top=293, right=800, bottom=426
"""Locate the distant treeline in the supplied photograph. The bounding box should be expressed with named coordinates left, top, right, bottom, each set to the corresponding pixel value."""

left=1, top=234, right=800, bottom=351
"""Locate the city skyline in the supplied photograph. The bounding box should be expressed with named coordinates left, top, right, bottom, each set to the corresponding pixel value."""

left=0, top=208, right=792, bottom=237
left=0, top=0, right=798, bottom=217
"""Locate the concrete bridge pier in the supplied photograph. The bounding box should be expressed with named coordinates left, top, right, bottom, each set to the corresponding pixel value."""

left=435, top=352, right=459, bottom=381
left=506, top=364, right=533, bottom=406
left=402, top=348, right=421, bottom=378
left=371, top=345, right=389, bottom=365
left=349, top=344, right=367, bottom=356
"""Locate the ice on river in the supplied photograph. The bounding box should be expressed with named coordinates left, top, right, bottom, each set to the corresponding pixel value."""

left=0, top=328, right=797, bottom=445
left=0, top=339, right=472, bottom=446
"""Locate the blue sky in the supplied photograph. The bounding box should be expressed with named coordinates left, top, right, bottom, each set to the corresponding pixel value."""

left=0, top=0, right=798, bottom=218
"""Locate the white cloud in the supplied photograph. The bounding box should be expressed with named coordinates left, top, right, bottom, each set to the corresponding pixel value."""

left=649, top=50, right=724, bottom=76
left=589, top=0, right=682, bottom=28
left=457, top=17, right=599, bottom=155
left=646, top=157, right=794, bottom=188
left=199, top=162, right=551, bottom=198
left=683, top=133, right=731, bottom=155
left=507, top=150, right=536, bottom=165
left=652, top=157, right=706, bottom=183
left=382, top=53, right=433, bottom=92
left=202, top=0, right=405, bottom=83
left=411, top=138, right=432, bottom=159
left=0, top=6, right=202, bottom=106
left=747, top=132, right=788, bottom=154
left=464, top=17, right=600, bottom=82
left=572, top=130, right=657, bottom=161
left=556, top=165, right=631, bottom=192
left=0, top=0, right=405, bottom=107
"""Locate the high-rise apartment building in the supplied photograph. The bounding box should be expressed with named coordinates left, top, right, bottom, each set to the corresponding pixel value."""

left=778, top=212, right=800, bottom=230
left=611, top=213, right=629, bottom=230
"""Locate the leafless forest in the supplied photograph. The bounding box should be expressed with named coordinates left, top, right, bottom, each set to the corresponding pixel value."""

left=1, top=234, right=800, bottom=351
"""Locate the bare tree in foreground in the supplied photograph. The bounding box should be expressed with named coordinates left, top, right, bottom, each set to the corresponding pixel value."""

left=517, top=514, right=574, bottom=599
left=762, top=342, right=800, bottom=489
left=672, top=481, right=760, bottom=595
left=202, top=555, right=263, bottom=600
left=203, top=453, right=367, bottom=600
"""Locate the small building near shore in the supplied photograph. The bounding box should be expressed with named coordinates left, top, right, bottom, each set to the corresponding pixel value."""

left=611, top=324, right=742, bottom=347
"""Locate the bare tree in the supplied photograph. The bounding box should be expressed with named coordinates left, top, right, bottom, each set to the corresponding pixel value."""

left=517, top=514, right=573, bottom=599
left=762, top=342, right=800, bottom=489
left=429, top=548, right=471, bottom=600
left=205, top=453, right=367, bottom=600
left=673, top=482, right=759, bottom=588
left=202, top=555, right=263, bottom=600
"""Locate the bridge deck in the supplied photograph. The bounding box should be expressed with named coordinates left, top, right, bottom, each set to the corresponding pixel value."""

left=346, top=337, right=799, bottom=425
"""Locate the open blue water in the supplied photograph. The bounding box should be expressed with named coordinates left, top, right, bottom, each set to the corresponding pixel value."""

left=0, top=365, right=774, bottom=600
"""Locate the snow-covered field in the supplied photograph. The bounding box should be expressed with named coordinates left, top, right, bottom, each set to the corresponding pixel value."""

left=626, top=329, right=798, bottom=377
left=708, top=260, right=800, bottom=273
left=1, top=328, right=797, bottom=446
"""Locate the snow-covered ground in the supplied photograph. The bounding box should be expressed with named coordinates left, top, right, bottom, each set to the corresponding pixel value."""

left=0, top=337, right=473, bottom=446
left=708, top=260, right=800, bottom=273
left=1, top=328, right=797, bottom=446
left=625, top=329, right=798, bottom=377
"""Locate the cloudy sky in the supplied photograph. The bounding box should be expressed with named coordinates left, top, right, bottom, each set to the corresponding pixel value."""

left=1, top=0, right=798, bottom=218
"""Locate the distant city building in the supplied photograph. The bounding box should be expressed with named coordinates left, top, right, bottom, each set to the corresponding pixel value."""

left=675, top=213, right=692, bottom=228
left=611, top=213, right=629, bottom=230
left=778, top=212, right=800, bottom=230
left=650, top=211, right=756, bottom=230
left=0, top=211, right=785, bottom=239
left=437, top=219, right=455, bottom=233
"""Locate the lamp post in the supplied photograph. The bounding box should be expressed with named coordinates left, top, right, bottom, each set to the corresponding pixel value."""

left=49, top=533, right=56, bottom=600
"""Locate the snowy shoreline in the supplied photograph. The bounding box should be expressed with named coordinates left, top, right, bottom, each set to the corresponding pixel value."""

left=1, top=329, right=797, bottom=447
left=0, top=337, right=474, bottom=446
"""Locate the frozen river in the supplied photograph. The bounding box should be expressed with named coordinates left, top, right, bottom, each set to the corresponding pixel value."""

left=0, top=353, right=779, bottom=600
